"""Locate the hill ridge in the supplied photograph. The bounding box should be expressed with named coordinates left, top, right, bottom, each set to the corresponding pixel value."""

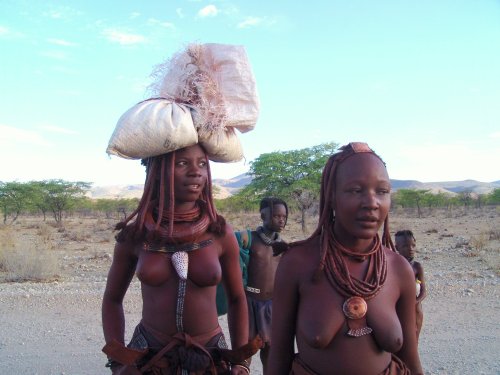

left=88, top=175, right=500, bottom=199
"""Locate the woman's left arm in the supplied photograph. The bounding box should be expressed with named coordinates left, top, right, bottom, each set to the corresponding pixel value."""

left=219, top=224, right=249, bottom=350
left=395, top=256, right=424, bottom=375
left=415, top=262, right=427, bottom=303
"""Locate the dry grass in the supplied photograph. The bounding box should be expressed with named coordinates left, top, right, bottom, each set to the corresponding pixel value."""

left=0, top=221, right=61, bottom=282
left=1, top=208, right=499, bottom=281
left=3, top=245, right=60, bottom=282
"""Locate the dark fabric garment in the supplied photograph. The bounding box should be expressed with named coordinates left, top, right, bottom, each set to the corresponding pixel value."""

left=247, top=294, right=272, bottom=344
left=216, top=229, right=252, bottom=316
left=289, top=353, right=411, bottom=375
left=110, top=321, right=230, bottom=375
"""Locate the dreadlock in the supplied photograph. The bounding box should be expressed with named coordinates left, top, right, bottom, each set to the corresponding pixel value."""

left=260, top=197, right=289, bottom=226
left=114, top=146, right=226, bottom=243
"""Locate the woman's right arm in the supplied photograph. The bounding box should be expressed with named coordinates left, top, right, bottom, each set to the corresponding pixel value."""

left=268, top=248, right=300, bottom=374
left=102, top=241, right=138, bottom=344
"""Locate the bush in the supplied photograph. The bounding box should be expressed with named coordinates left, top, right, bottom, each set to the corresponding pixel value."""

left=3, top=245, right=60, bottom=282
left=1, top=226, right=60, bottom=282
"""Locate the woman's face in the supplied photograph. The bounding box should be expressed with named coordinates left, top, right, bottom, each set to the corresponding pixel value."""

left=333, top=153, right=391, bottom=246
left=173, top=144, right=208, bottom=204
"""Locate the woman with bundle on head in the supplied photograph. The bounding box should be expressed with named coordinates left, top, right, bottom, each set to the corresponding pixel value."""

left=268, top=143, right=423, bottom=375
left=102, top=43, right=260, bottom=375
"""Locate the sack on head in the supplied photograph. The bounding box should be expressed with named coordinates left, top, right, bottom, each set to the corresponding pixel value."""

left=106, top=43, right=259, bottom=163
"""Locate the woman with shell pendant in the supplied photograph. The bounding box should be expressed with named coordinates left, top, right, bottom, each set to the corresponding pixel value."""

left=268, top=143, right=423, bottom=375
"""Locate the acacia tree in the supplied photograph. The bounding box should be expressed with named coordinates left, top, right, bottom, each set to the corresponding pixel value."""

left=240, top=142, right=338, bottom=232
left=392, top=189, right=431, bottom=218
left=37, top=180, right=92, bottom=223
left=486, top=188, right=500, bottom=205
left=0, top=181, right=32, bottom=224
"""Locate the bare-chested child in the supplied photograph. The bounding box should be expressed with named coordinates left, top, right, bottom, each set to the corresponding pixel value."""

left=395, top=230, right=427, bottom=342
left=245, top=197, right=288, bottom=373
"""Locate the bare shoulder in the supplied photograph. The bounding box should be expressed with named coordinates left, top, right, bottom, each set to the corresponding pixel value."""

left=113, top=238, right=139, bottom=259
left=413, top=260, right=424, bottom=271
left=385, top=247, right=413, bottom=279
left=217, top=222, right=239, bottom=254
left=279, top=236, right=320, bottom=275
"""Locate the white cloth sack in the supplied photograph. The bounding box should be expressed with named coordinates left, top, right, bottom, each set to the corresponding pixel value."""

left=106, top=98, right=198, bottom=160
left=107, top=43, right=259, bottom=162
left=155, top=43, right=259, bottom=134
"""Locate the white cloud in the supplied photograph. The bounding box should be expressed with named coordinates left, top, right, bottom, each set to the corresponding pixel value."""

left=147, top=18, right=176, bottom=30
left=0, top=125, right=51, bottom=147
left=0, top=25, right=24, bottom=39
left=42, top=6, right=84, bottom=21
left=40, top=50, right=69, bottom=60
left=102, top=28, right=146, bottom=45
left=176, top=8, right=184, bottom=19
left=198, top=5, right=218, bottom=18
left=47, top=38, right=78, bottom=47
left=37, top=125, right=79, bottom=135
left=130, top=12, right=141, bottom=19
left=490, top=131, right=500, bottom=139
left=237, top=16, right=263, bottom=29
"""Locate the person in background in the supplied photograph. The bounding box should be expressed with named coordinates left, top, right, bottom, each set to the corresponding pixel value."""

left=268, top=142, right=423, bottom=375
left=395, top=230, right=427, bottom=343
left=244, top=197, right=288, bottom=373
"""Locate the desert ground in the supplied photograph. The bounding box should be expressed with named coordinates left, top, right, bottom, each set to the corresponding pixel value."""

left=0, top=207, right=499, bottom=375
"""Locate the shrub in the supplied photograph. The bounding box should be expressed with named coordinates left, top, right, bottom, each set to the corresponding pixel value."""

left=3, top=244, right=60, bottom=282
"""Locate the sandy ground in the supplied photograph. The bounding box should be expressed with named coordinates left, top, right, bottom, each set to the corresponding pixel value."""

left=0, top=209, right=499, bottom=375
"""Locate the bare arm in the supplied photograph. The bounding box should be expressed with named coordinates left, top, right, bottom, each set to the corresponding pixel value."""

left=415, top=261, right=427, bottom=303
left=268, top=249, right=299, bottom=374
left=395, top=257, right=423, bottom=374
left=220, top=224, right=249, bottom=350
left=102, top=241, right=137, bottom=345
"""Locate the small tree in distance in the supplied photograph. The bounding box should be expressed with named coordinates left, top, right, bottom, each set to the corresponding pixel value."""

left=238, top=142, right=339, bottom=232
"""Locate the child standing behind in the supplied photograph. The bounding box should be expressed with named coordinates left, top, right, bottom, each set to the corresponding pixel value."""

left=395, top=230, right=427, bottom=342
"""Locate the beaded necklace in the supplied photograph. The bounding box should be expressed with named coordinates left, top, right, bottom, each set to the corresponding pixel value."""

left=256, top=226, right=282, bottom=246
left=322, top=230, right=387, bottom=337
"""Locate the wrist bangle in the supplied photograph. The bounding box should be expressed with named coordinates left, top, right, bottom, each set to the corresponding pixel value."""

left=232, top=364, right=250, bottom=374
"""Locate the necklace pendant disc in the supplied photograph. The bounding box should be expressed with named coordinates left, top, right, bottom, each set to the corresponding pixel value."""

left=342, top=296, right=368, bottom=319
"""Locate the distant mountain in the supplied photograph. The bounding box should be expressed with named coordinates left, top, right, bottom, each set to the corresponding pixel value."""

left=88, top=177, right=499, bottom=199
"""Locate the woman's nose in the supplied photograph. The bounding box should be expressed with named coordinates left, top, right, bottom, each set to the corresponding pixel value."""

left=362, top=192, right=378, bottom=208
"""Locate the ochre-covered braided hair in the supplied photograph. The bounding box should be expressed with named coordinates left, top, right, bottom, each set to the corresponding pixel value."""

left=115, top=146, right=225, bottom=243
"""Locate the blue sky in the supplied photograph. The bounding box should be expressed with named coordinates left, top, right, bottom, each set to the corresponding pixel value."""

left=1, top=0, right=499, bottom=186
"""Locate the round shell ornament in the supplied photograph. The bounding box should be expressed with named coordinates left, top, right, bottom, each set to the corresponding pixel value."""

left=171, top=251, right=189, bottom=280
left=342, top=296, right=368, bottom=320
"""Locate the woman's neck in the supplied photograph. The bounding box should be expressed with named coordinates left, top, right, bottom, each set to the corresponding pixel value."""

left=332, top=228, right=376, bottom=254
